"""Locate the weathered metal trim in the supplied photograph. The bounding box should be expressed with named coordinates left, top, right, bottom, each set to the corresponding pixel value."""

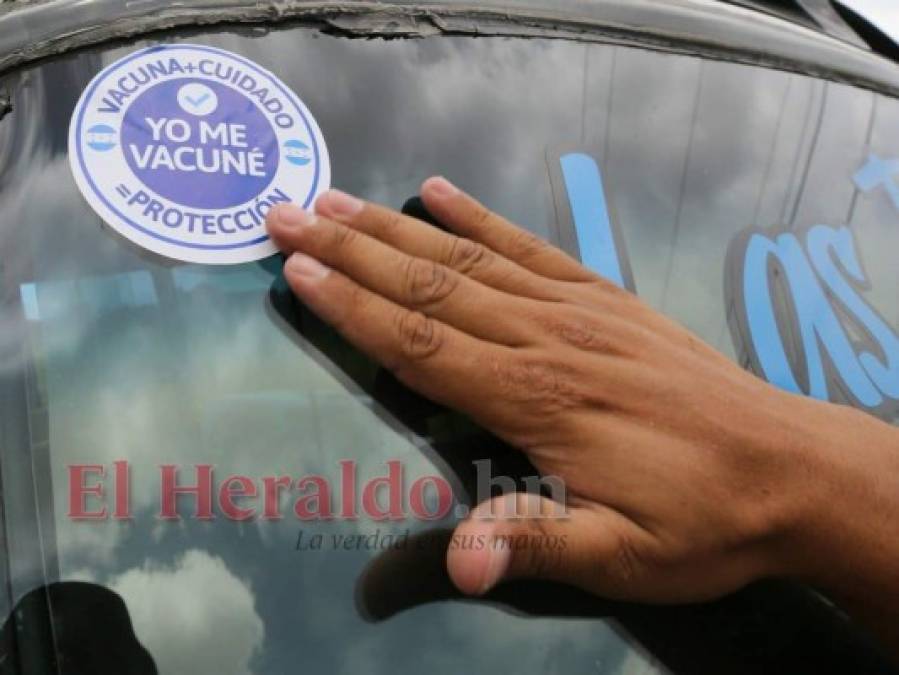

left=0, top=1, right=897, bottom=96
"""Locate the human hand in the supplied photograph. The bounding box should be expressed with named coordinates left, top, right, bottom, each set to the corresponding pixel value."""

left=264, top=178, right=898, bottom=610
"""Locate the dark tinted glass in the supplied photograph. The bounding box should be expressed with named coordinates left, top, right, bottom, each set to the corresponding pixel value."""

left=0, top=22, right=897, bottom=675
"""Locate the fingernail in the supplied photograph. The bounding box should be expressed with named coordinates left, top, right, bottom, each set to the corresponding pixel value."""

left=480, top=534, right=511, bottom=594
left=285, top=253, right=330, bottom=281
left=273, top=203, right=317, bottom=228
left=318, top=189, right=363, bottom=218
left=424, top=176, right=459, bottom=198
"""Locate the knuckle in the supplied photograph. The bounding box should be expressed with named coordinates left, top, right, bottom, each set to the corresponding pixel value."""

left=587, top=275, right=637, bottom=303
left=446, top=237, right=493, bottom=276
left=525, top=535, right=559, bottom=578
left=507, top=229, right=550, bottom=262
left=543, top=312, right=612, bottom=353
left=603, top=533, right=646, bottom=587
left=491, top=355, right=584, bottom=415
left=402, top=258, right=459, bottom=308
left=468, top=204, right=493, bottom=232
left=329, top=282, right=369, bottom=335
left=393, top=311, right=445, bottom=363
left=330, top=222, right=359, bottom=249
left=493, top=510, right=562, bottom=579
left=377, top=211, right=404, bottom=239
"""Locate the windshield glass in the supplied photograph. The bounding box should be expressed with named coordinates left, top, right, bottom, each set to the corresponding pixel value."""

left=1, top=21, right=898, bottom=675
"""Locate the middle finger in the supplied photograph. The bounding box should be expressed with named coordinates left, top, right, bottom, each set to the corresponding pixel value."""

left=314, top=189, right=566, bottom=303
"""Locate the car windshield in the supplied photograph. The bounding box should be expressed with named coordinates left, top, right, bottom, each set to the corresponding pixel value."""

left=1, top=16, right=899, bottom=675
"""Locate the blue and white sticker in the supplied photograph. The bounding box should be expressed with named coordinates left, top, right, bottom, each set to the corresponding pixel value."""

left=68, top=44, right=331, bottom=265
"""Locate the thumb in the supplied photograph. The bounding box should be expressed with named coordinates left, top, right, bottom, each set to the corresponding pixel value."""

left=446, top=492, right=644, bottom=596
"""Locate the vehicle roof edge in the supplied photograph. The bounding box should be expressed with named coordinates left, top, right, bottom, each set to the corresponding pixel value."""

left=1, top=0, right=898, bottom=97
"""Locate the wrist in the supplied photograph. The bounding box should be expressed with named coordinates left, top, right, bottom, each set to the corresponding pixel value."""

left=770, top=400, right=899, bottom=600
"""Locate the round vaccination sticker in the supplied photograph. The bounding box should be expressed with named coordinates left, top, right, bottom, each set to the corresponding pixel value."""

left=68, top=44, right=331, bottom=265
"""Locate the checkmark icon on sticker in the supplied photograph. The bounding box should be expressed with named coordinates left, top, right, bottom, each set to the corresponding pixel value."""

left=177, top=83, right=218, bottom=116
left=186, top=93, right=211, bottom=108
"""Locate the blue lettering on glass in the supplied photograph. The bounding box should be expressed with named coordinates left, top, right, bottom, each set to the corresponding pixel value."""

left=560, top=153, right=626, bottom=288
left=807, top=226, right=899, bottom=399
left=853, top=154, right=899, bottom=211
left=732, top=225, right=899, bottom=416
left=742, top=228, right=883, bottom=407
left=557, top=150, right=899, bottom=418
